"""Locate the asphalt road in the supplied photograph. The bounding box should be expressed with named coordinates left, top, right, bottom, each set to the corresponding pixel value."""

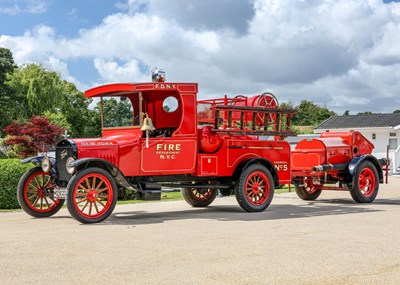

left=1, top=177, right=400, bottom=285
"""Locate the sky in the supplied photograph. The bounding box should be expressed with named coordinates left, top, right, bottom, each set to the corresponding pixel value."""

left=1, top=0, right=400, bottom=114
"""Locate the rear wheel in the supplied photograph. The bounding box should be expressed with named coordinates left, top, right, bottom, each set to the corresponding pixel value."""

left=67, top=167, right=118, bottom=223
left=349, top=161, right=379, bottom=203
left=235, top=164, right=274, bottom=212
left=294, top=178, right=322, bottom=200
left=17, top=167, right=64, bottom=218
left=182, top=188, right=217, bottom=207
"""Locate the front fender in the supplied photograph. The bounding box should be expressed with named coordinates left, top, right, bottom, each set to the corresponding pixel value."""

left=233, top=158, right=279, bottom=186
left=21, top=156, right=55, bottom=165
left=68, top=158, right=138, bottom=191
left=348, top=155, right=383, bottom=183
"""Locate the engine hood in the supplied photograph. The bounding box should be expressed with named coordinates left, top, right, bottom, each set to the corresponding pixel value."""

left=71, top=130, right=142, bottom=166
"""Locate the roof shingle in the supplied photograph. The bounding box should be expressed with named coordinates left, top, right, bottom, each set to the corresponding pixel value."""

left=315, top=113, right=400, bottom=130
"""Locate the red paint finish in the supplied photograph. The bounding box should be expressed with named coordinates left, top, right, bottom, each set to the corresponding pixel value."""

left=357, top=167, right=376, bottom=197
left=23, top=171, right=61, bottom=213
left=72, top=173, right=114, bottom=219
left=244, top=170, right=271, bottom=206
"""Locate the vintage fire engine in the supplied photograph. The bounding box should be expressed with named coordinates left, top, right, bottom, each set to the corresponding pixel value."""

left=17, top=70, right=386, bottom=223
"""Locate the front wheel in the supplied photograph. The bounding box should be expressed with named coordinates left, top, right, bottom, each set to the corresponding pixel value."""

left=67, top=167, right=118, bottom=223
left=182, top=188, right=217, bottom=207
left=349, top=161, right=379, bottom=203
left=235, top=164, right=274, bottom=212
left=17, top=167, right=64, bottom=218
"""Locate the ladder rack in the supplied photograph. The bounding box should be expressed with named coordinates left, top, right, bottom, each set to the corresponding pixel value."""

left=197, top=94, right=297, bottom=137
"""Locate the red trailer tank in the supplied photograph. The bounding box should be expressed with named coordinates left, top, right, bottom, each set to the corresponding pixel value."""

left=291, top=130, right=386, bottom=203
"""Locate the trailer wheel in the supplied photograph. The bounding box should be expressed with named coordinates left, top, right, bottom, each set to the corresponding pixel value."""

left=17, top=167, right=64, bottom=218
left=349, top=161, right=379, bottom=203
left=67, top=167, right=118, bottom=223
left=235, top=164, right=274, bottom=212
left=294, top=178, right=322, bottom=201
left=182, top=188, right=217, bottom=207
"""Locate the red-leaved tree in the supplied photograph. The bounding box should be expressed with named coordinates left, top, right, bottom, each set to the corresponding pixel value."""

left=2, top=116, right=64, bottom=158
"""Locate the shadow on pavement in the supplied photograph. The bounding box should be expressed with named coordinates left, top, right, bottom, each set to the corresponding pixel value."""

left=101, top=198, right=383, bottom=226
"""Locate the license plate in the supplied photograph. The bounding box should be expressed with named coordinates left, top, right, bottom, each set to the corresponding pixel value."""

left=54, top=186, right=67, bottom=199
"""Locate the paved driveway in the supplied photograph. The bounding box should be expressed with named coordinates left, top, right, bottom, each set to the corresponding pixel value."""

left=1, top=177, right=400, bottom=284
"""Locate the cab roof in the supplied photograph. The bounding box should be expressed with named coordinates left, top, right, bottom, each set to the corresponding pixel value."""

left=84, top=82, right=198, bottom=98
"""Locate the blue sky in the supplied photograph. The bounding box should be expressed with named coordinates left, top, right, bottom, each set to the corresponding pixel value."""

left=1, top=0, right=400, bottom=114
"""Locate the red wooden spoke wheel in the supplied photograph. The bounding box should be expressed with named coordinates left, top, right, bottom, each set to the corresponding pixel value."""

left=294, top=178, right=322, bottom=201
left=350, top=161, right=379, bottom=203
left=17, top=167, right=64, bottom=218
left=182, top=188, right=217, bottom=207
left=244, top=170, right=270, bottom=206
left=235, top=164, right=274, bottom=212
left=67, top=167, right=117, bottom=223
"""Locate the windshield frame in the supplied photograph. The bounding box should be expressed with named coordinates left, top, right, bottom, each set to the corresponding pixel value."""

left=100, top=92, right=143, bottom=130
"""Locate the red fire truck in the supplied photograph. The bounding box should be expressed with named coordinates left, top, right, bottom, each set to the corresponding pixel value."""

left=17, top=72, right=387, bottom=223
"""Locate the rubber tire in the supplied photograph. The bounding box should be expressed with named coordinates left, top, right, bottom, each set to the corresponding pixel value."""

left=349, top=161, right=379, bottom=203
left=67, top=167, right=118, bottom=223
left=17, top=167, right=65, bottom=218
left=235, top=164, right=274, bottom=212
left=294, top=180, right=322, bottom=201
left=182, top=188, right=217, bottom=207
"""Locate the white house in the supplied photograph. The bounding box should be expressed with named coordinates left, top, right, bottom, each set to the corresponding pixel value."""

left=314, top=113, right=400, bottom=175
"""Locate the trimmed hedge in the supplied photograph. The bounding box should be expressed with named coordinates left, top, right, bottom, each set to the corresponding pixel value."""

left=0, top=159, right=34, bottom=209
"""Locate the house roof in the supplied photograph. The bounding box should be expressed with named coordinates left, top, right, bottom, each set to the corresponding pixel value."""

left=315, top=113, right=400, bottom=130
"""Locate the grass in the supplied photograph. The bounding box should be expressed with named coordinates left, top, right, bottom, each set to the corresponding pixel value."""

left=117, top=186, right=294, bottom=205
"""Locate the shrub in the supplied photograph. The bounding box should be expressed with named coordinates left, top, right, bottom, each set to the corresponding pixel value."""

left=0, top=159, right=34, bottom=209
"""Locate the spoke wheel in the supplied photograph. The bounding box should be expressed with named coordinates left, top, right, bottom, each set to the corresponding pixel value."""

left=349, top=161, right=379, bottom=203
left=235, top=164, right=274, bottom=212
left=67, top=167, right=117, bottom=223
left=294, top=178, right=322, bottom=200
left=17, top=167, right=64, bottom=218
left=254, top=93, right=278, bottom=126
left=182, top=188, right=217, bottom=207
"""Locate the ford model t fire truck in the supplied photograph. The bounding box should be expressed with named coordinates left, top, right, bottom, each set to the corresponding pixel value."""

left=17, top=69, right=387, bottom=223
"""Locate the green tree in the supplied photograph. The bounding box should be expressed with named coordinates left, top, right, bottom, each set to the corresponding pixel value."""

left=0, top=47, right=17, bottom=133
left=293, top=100, right=336, bottom=126
left=279, top=101, right=295, bottom=110
left=4, top=60, right=96, bottom=138
left=6, top=64, right=62, bottom=116
left=394, top=110, right=400, bottom=113
left=343, top=110, right=350, bottom=115
left=43, top=110, right=72, bottom=132
left=357, top=111, right=373, bottom=115
left=57, top=80, right=95, bottom=137
left=97, top=98, right=133, bottom=128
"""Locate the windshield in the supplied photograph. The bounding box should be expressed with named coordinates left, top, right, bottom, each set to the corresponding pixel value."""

left=100, top=95, right=140, bottom=129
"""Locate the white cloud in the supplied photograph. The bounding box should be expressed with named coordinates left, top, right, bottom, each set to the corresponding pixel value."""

left=0, top=0, right=48, bottom=15
left=1, top=0, right=400, bottom=114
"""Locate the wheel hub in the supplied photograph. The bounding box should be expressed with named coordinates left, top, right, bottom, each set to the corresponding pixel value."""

left=38, top=187, right=44, bottom=198
left=252, top=183, right=261, bottom=194
left=88, top=190, right=98, bottom=202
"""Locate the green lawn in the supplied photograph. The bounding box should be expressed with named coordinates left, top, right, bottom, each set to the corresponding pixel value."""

left=117, top=186, right=294, bottom=205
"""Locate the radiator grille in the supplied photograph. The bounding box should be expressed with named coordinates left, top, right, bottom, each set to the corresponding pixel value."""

left=56, top=140, right=76, bottom=182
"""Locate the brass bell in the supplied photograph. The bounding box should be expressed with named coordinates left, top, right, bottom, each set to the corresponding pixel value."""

left=141, top=116, right=155, bottom=131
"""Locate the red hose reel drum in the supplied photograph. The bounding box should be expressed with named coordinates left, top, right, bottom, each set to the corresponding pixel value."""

left=232, top=92, right=279, bottom=126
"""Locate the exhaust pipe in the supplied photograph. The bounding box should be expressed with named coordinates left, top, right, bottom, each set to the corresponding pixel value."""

left=312, top=163, right=348, bottom=173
